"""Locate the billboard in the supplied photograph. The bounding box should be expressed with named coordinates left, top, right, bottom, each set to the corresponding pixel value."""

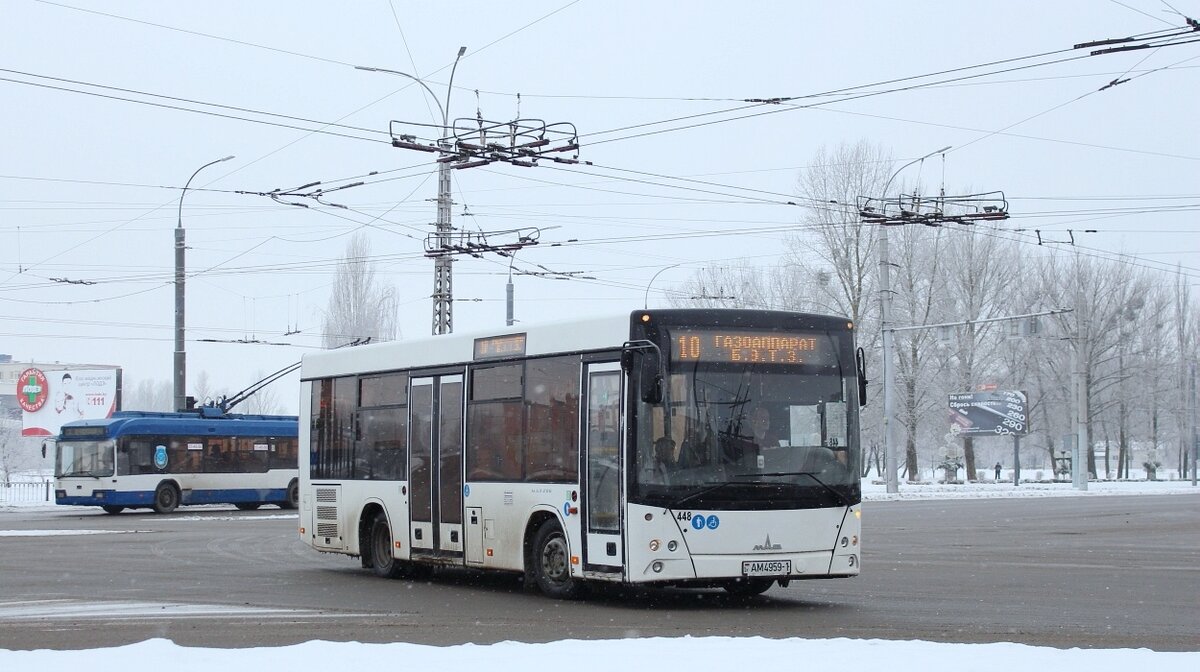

left=19, top=367, right=120, bottom=437
left=948, top=390, right=1027, bottom=436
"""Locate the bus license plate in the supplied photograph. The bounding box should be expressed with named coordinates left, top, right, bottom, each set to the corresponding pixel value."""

left=742, top=560, right=791, bottom=576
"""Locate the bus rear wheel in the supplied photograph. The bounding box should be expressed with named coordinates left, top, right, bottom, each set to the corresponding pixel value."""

left=531, top=520, right=582, bottom=599
left=101, top=505, right=124, bottom=515
left=152, top=483, right=180, bottom=514
left=234, top=502, right=261, bottom=511
left=369, top=511, right=404, bottom=579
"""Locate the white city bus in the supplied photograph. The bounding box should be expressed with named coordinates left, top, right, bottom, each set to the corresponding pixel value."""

left=299, top=309, right=864, bottom=597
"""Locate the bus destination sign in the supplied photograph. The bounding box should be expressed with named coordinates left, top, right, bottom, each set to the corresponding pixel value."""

left=670, top=329, right=838, bottom=366
left=473, top=333, right=527, bottom=360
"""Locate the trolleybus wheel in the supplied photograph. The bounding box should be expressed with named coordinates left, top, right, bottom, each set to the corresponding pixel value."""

left=531, top=520, right=582, bottom=599
left=101, top=505, right=124, bottom=515
left=280, top=479, right=299, bottom=509
left=234, top=502, right=261, bottom=511
left=370, top=511, right=404, bottom=579
left=152, top=482, right=180, bottom=514
left=722, top=577, right=773, bottom=597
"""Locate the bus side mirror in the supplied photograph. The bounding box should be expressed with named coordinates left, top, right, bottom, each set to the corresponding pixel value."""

left=856, top=347, right=868, bottom=407
left=640, top=350, right=664, bottom=404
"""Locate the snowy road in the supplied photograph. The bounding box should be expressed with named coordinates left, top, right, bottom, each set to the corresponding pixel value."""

left=2, top=493, right=1197, bottom=651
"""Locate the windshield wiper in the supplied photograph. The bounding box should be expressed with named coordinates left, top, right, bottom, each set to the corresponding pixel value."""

left=669, top=477, right=777, bottom=509
left=58, top=470, right=102, bottom=478
left=737, top=471, right=852, bottom=508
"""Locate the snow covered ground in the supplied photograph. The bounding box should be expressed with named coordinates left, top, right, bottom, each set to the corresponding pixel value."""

left=2, top=479, right=1196, bottom=665
left=2, top=636, right=1196, bottom=671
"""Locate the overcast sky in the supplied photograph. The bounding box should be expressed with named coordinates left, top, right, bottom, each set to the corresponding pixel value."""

left=3, top=1, right=1198, bottom=413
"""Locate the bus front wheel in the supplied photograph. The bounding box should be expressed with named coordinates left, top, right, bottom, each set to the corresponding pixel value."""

left=152, top=482, right=180, bottom=514
left=531, top=520, right=582, bottom=599
left=370, top=511, right=404, bottom=579
left=101, top=505, right=124, bottom=515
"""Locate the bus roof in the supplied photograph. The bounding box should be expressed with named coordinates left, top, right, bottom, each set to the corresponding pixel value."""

left=300, top=308, right=852, bottom=380
left=58, top=410, right=298, bottom=439
left=302, top=312, right=633, bottom=380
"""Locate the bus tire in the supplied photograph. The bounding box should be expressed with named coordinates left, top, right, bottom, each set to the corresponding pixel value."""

left=531, top=519, right=582, bottom=599
left=722, top=577, right=773, bottom=597
left=234, top=502, right=261, bottom=511
left=101, top=505, right=124, bottom=515
left=152, top=482, right=180, bottom=514
left=280, top=479, right=299, bottom=509
left=370, top=511, right=404, bottom=579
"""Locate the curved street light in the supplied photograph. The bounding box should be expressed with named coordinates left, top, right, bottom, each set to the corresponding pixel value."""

left=644, top=263, right=683, bottom=309
left=175, top=154, right=235, bottom=412
left=357, top=47, right=469, bottom=334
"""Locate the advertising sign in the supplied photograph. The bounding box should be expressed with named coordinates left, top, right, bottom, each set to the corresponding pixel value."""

left=21, top=368, right=120, bottom=437
left=948, top=389, right=1027, bottom=436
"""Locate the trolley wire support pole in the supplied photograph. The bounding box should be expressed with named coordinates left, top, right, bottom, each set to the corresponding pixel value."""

left=359, top=47, right=466, bottom=335
left=174, top=154, right=234, bottom=413
left=858, top=148, right=1015, bottom=494
left=389, top=113, right=580, bottom=333
left=862, top=188, right=1010, bottom=492
left=865, top=146, right=950, bottom=494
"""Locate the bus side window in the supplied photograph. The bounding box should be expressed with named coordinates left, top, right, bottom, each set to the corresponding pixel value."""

left=116, top=441, right=130, bottom=475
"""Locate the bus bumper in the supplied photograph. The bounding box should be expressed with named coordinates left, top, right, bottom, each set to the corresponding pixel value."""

left=55, top=490, right=152, bottom=506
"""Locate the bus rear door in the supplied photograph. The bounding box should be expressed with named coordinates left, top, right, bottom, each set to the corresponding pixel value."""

left=409, top=374, right=465, bottom=560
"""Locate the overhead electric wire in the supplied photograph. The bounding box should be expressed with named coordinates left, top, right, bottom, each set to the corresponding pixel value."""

left=0, top=71, right=389, bottom=145
left=31, top=0, right=363, bottom=69
left=581, top=26, right=1199, bottom=148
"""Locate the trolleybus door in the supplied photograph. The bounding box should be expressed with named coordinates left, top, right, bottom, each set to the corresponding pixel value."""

left=408, top=375, right=465, bottom=557
left=582, top=362, right=623, bottom=572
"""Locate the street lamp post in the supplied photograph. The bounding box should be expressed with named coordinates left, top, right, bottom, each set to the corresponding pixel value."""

left=357, top=46, right=467, bottom=335
left=175, top=155, right=234, bottom=412
left=877, top=145, right=950, bottom=494
left=644, top=263, right=682, bottom=309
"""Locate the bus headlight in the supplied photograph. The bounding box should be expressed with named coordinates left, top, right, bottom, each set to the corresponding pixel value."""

left=651, top=561, right=664, bottom=573
left=649, top=540, right=660, bottom=552
left=667, top=540, right=678, bottom=552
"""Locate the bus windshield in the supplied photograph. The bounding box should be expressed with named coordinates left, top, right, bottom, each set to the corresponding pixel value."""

left=56, top=439, right=116, bottom=478
left=633, top=363, right=860, bottom=510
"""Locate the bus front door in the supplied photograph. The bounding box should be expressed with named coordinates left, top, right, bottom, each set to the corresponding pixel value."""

left=582, top=362, right=623, bottom=574
left=408, top=374, right=464, bottom=559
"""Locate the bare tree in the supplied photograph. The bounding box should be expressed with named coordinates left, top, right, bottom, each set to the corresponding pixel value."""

left=322, top=232, right=399, bottom=348
left=122, top=378, right=172, bottom=411
left=939, top=222, right=1019, bottom=480
left=789, top=140, right=894, bottom=330
left=192, top=371, right=232, bottom=408
left=672, top=261, right=777, bottom=310
left=0, top=420, right=30, bottom=484
left=891, top=223, right=951, bottom=481
left=239, top=370, right=286, bottom=415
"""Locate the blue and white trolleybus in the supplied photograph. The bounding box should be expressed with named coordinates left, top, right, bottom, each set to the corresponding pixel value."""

left=55, top=409, right=299, bottom=514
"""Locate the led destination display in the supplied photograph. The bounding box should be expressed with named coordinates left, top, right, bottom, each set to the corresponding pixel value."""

left=670, top=329, right=839, bottom=366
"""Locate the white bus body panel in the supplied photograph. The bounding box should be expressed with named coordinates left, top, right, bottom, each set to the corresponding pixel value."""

left=625, top=504, right=861, bottom=583
left=459, top=481, right=580, bottom=572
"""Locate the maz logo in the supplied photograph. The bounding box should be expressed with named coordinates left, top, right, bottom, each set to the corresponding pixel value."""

left=752, top=535, right=782, bottom=551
